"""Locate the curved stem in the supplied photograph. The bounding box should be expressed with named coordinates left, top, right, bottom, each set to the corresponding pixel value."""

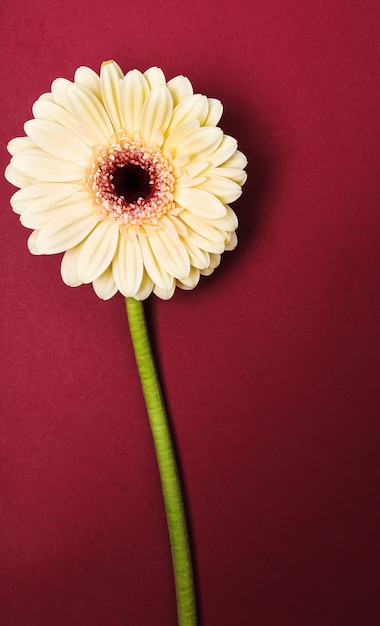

left=125, top=297, right=197, bottom=626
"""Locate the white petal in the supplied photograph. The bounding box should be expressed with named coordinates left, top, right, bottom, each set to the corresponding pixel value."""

left=175, top=187, right=227, bottom=218
left=180, top=209, right=227, bottom=243
left=7, top=136, right=36, bottom=155
left=159, top=215, right=179, bottom=238
left=38, top=92, right=54, bottom=102
left=203, top=98, right=223, bottom=126
left=119, top=70, right=149, bottom=137
left=170, top=126, right=223, bottom=160
left=133, top=270, right=154, bottom=300
left=11, top=183, right=81, bottom=215
left=35, top=202, right=98, bottom=253
left=208, top=252, right=222, bottom=269
left=77, top=219, right=119, bottom=282
left=74, top=66, right=102, bottom=99
left=168, top=95, right=209, bottom=131
left=112, top=231, right=144, bottom=297
left=51, top=189, right=91, bottom=207
left=207, top=135, right=238, bottom=167
left=182, top=238, right=210, bottom=269
left=149, top=129, right=165, bottom=146
left=153, top=283, right=176, bottom=300
left=166, top=75, right=193, bottom=106
left=4, top=164, right=35, bottom=188
left=51, top=77, right=72, bottom=110
left=195, top=176, right=242, bottom=203
left=167, top=215, right=188, bottom=237
left=207, top=166, right=247, bottom=185
left=61, top=243, right=83, bottom=286
left=141, top=85, right=173, bottom=145
left=200, top=265, right=217, bottom=277
left=148, top=230, right=190, bottom=280
left=176, top=266, right=200, bottom=290
left=32, top=99, right=83, bottom=134
left=67, top=83, right=114, bottom=145
left=139, top=234, right=174, bottom=291
left=172, top=154, right=190, bottom=168
left=100, top=60, right=124, bottom=130
left=182, top=161, right=209, bottom=179
left=24, top=119, right=92, bottom=163
left=11, top=148, right=84, bottom=182
left=209, top=206, right=239, bottom=231
left=143, top=67, right=166, bottom=90
left=182, top=228, right=224, bottom=254
left=225, top=231, right=238, bottom=250
left=200, top=252, right=221, bottom=276
left=164, top=120, right=200, bottom=154
left=93, top=266, right=118, bottom=299
left=160, top=214, right=188, bottom=238
left=221, top=149, right=248, bottom=169
left=19, top=186, right=81, bottom=228
left=175, top=175, right=207, bottom=189
left=27, top=230, right=44, bottom=255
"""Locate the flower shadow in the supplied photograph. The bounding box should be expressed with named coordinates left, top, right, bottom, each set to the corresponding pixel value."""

left=222, top=97, right=273, bottom=254
left=143, top=95, right=274, bottom=625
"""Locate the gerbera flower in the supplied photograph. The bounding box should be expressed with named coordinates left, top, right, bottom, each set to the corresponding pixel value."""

left=5, top=61, right=247, bottom=300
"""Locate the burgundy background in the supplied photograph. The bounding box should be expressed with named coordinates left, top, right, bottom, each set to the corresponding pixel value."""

left=1, top=1, right=380, bottom=625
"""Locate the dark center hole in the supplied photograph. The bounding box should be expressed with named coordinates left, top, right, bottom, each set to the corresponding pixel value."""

left=112, top=164, right=152, bottom=203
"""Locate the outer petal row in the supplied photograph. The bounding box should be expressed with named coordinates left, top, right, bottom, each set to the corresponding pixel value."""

left=11, top=148, right=84, bottom=183
left=32, top=201, right=98, bottom=254
left=58, top=211, right=236, bottom=299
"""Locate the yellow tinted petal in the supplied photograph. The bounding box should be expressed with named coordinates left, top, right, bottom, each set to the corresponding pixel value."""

left=132, top=270, right=154, bottom=300
left=4, top=164, right=35, bottom=188
left=148, top=230, right=190, bottom=280
left=67, top=83, right=114, bottom=145
left=93, top=266, right=118, bottom=299
left=168, top=94, right=209, bottom=131
left=11, top=148, right=83, bottom=182
left=171, top=126, right=222, bottom=160
left=195, top=176, right=242, bottom=203
left=24, top=119, right=92, bottom=162
left=7, top=136, right=36, bottom=155
left=51, top=77, right=72, bottom=109
left=143, top=67, right=166, bottom=90
left=35, top=203, right=97, bottom=253
left=112, top=231, right=144, bottom=297
left=100, top=60, right=124, bottom=130
left=203, top=98, right=223, bottom=126
left=175, top=187, right=227, bottom=218
left=10, top=182, right=80, bottom=214
left=166, top=75, right=193, bottom=106
left=61, top=243, right=83, bottom=286
left=120, top=70, right=149, bottom=136
left=139, top=234, right=174, bottom=291
left=207, top=134, right=238, bottom=167
left=180, top=209, right=227, bottom=243
left=74, top=66, right=102, bottom=99
left=141, top=85, right=173, bottom=145
left=77, top=219, right=119, bottom=282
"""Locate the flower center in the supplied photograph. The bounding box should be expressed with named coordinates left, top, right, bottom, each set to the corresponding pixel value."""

left=112, top=164, right=151, bottom=203
left=86, top=137, right=176, bottom=226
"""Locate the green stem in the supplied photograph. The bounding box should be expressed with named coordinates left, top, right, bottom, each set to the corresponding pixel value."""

left=125, top=297, right=197, bottom=626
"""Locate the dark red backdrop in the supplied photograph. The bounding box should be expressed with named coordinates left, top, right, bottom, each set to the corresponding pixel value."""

left=1, top=1, right=379, bottom=625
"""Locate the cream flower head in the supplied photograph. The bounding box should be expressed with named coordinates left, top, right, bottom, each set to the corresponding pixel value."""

left=5, top=61, right=247, bottom=300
